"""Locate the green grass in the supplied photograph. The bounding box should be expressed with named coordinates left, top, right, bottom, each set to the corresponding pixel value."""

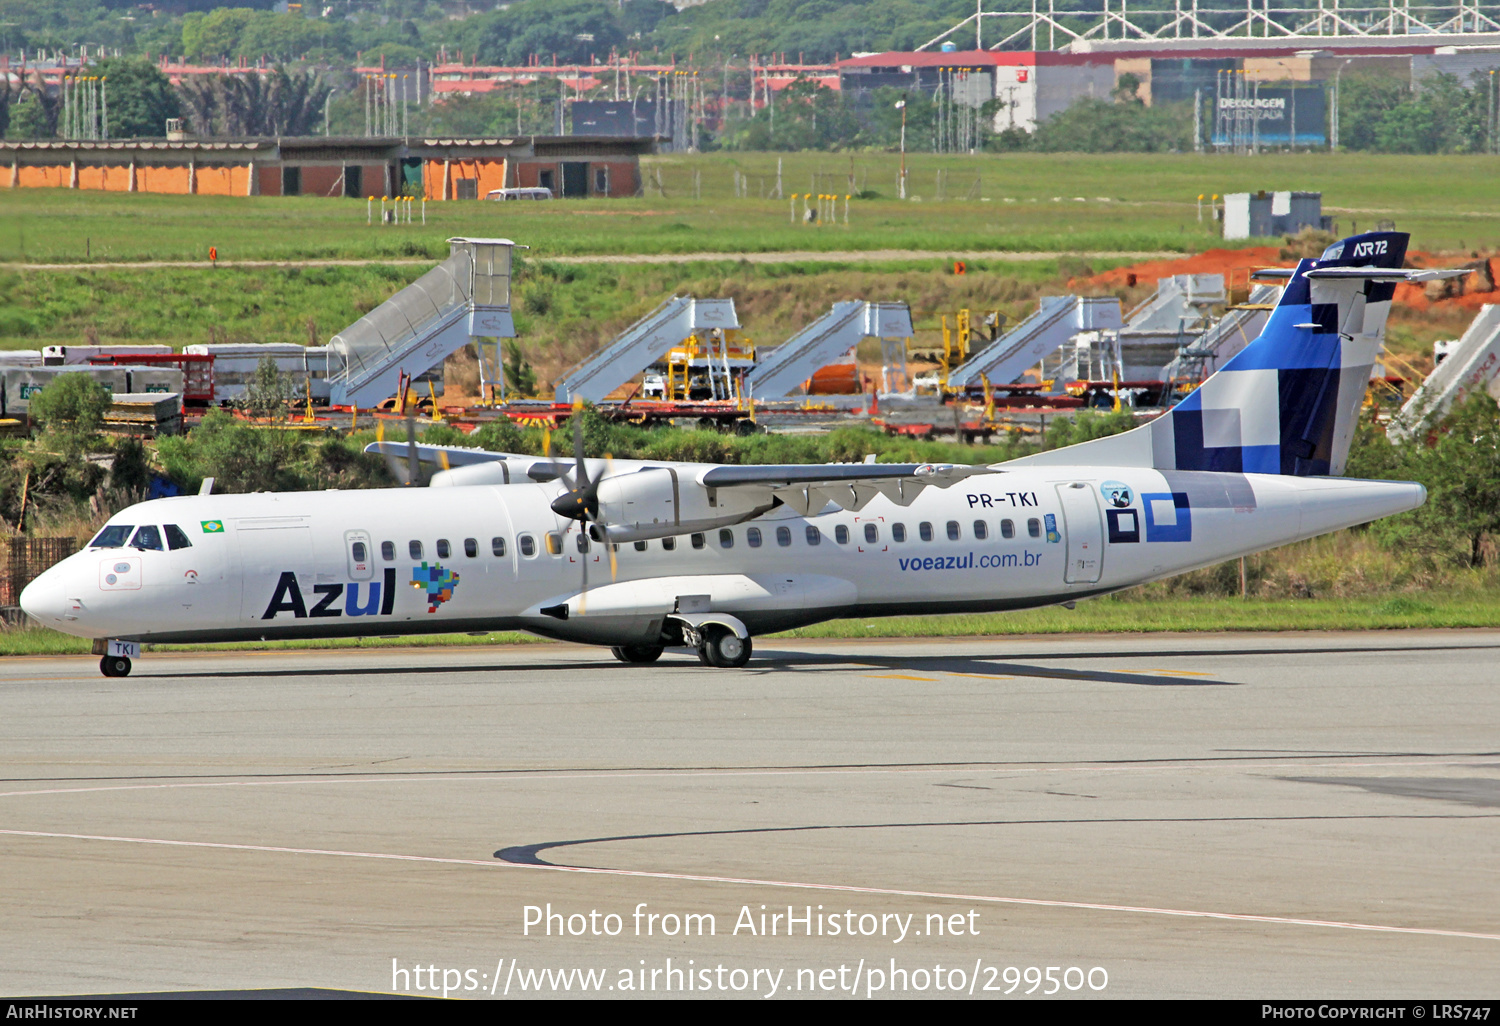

left=4, top=592, right=1497, bottom=658
left=6, top=151, right=1500, bottom=266
left=0, top=254, right=1112, bottom=364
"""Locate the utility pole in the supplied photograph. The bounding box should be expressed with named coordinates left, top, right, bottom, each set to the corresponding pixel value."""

left=897, top=95, right=908, bottom=199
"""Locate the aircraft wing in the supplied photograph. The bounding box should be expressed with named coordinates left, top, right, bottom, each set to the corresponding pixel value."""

left=364, top=442, right=508, bottom=468
left=699, top=462, right=996, bottom=515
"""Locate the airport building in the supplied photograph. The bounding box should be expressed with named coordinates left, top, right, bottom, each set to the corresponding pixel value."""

left=0, top=134, right=650, bottom=200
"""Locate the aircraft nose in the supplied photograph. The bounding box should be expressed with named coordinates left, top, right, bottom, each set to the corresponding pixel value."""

left=19, top=565, right=65, bottom=624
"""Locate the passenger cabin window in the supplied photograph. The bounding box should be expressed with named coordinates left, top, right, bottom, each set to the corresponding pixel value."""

left=575, top=533, right=589, bottom=554
left=633, top=540, right=648, bottom=552
left=518, top=534, right=536, bottom=557
left=805, top=525, right=822, bottom=546
left=491, top=537, right=507, bottom=557
left=164, top=525, right=193, bottom=550
left=973, top=520, right=988, bottom=541
left=1001, top=519, right=1015, bottom=540
left=436, top=539, right=451, bottom=559
left=1028, top=518, right=1041, bottom=538
left=835, top=525, right=849, bottom=545
left=350, top=541, right=367, bottom=563
left=382, top=541, right=396, bottom=560
left=776, top=526, right=792, bottom=547
left=691, top=533, right=705, bottom=550
left=892, top=523, right=907, bottom=543
left=90, top=525, right=134, bottom=548
left=545, top=533, right=563, bottom=556
left=662, top=537, right=677, bottom=551
left=864, top=523, right=879, bottom=544
left=947, top=521, right=961, bottom=541
left=130, top=526, right=163, bottom=551
left=409, top=540, right=423, bottom=560
left=919, top=522, right=934, bottom=542
left=747, top=527, right=762, bottom=548
left=464, top=538, right=477, bottom=558
left=719, top=528, right=734, bottom=549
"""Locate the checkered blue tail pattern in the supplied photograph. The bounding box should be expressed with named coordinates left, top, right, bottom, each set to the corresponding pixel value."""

left=1161, top=231, right=1407, bottom=478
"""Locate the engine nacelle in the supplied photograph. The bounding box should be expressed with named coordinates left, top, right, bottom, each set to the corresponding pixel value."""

left=593, top=468, right=773, bottom=542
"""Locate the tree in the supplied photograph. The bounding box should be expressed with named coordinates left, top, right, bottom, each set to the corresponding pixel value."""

left=177, top=68, right=332, bottom=137
left=1350, top=394, right=1500, bottom=567
left=235, top=357, right=298, bottom=420
left=95, top=58, right=182, bottom=139
left=181, top=8, right=260, bottom=61
left=28, top=374, right=111, bottom=456
left=478, top=0, right=626, bottom=65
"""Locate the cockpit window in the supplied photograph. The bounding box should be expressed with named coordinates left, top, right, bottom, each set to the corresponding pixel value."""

left=89, top=525, right=134, bottom=548
left=130, top=525, right=163, bottom=551
left=164, top=525, right=193, bottom=550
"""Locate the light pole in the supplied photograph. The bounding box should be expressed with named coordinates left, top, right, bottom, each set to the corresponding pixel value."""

left=1332, top=58, right=1352, bottom=151
left=897, top=94, right=908, bottom=199
left=324, top=88, right=337, bottom=136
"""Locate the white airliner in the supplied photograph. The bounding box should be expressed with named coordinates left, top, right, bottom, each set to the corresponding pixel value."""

left=22, top=232, right=1453, bottom=676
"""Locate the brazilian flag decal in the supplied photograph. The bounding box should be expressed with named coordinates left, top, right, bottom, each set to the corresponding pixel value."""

left=201, top=520, right=224, bottom=533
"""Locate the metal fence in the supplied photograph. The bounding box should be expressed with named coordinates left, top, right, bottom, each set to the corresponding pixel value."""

left=0, top=536, right=77, bottom=607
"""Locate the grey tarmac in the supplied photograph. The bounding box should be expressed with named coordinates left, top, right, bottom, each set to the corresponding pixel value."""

left=1, top=630, right=1496, bottom=999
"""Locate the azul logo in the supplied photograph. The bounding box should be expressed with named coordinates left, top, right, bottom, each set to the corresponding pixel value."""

left=411, top=562, right=460, bottom=612
left=1142, top=492, right=1192, bottom=542
left=262, top=568, right=397, bottom=620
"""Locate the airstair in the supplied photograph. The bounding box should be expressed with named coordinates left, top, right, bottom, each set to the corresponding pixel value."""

left=745, top=301, right=914, bottom=399
left=946, top=295, right=1122, bottom=389
left=1162, top=282, right=1281, bottom=384
left=1388, top=303, right=1500, bottom=442
left=554, top=297, right=739, bottom=403
left=328, top=237, right=516, bottom=409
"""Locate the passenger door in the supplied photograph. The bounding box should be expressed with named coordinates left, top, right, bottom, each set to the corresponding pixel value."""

left=1055, top=483, right=1104, bottom=585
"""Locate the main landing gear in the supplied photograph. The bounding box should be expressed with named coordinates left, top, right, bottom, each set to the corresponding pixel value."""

left=609, top=626, right=753, bottom=668
left=100, top=655, right=132, bottom=677
left=610, top=644, right=664, bottom=664
left=696, top=625, right=752, bottom=668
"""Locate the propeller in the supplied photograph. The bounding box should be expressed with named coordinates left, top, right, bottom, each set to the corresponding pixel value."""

left=549, top=401, right=620, bottom=614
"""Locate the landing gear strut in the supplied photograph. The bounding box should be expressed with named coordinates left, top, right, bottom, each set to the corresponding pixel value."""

left=100, top=655, right=132, bottom=677
left=611, top=644, right=664, bottom=664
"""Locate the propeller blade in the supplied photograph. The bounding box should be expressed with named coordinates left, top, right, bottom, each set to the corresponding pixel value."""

left=376, top=419, right=412, bottom=486
left=571, top=397, right=589, bottom=488
left=405, top=408, right=419, bottom=488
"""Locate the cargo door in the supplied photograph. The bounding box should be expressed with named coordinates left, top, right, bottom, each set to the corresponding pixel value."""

left=1055, top=483, right=1103, bottom=584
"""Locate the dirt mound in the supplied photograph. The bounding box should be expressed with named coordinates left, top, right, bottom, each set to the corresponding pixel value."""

left=1074, top=246, right=1500, bottom=315
left=1074, top=247, right=1290, bottom=292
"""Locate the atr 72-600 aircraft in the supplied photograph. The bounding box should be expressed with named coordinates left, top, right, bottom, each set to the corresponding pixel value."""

left=23, top=232, right=1453, bottom=676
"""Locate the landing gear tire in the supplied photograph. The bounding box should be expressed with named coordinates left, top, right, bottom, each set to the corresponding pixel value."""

left=100, top=655, right=132, bottom=678
left=700, top=626, right=752, bottom=668
left=611, top=644, right=664, bottom=664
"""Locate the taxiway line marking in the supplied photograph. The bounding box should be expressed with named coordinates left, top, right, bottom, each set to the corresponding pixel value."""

left=864, top=674, right=939, bottom=681
left=0, top=755, right=1491, bottom=798
left=1, top=826, right=1497, bottom=944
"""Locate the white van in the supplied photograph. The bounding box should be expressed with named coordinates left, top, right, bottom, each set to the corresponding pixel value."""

left=486, top=187, right=553, bottom=201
